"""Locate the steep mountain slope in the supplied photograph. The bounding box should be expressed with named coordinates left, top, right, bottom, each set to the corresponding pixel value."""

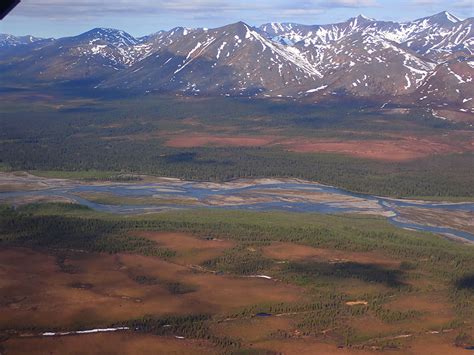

left=370, top=12, right=473, bottom=61
left=261, top=12, right=473, bottom=62
left=0, top=34, right=47, bottom=48
left=101, top=22, right=323, bottom=96
left=260, top=15, right=374, bottom=46
left=258, top=12, right=473, bottom=111
left=415, top=56, right=474, bottom=113
left=0, top=11, right=472, bottom=116
left=0, top=34, right=55, bottom=62
left=0, top=28, right=143, bottom=82
left=298, top=32, right=436, bottom=97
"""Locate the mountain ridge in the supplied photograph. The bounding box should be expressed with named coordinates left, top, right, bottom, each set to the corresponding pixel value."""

left=0, top=11, right=472, bottom=119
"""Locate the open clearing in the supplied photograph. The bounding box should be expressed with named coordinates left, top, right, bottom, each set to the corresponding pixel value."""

left=5, top=331, right=469, bottom=355
left=2, top=332, right=216, bottom=355
left=164, top=132, right=474, bottom=162
left=165, top=134, right=276, bottom=148
left=0, top=208, right=472, bottom=353
left=0, top=246, right=302, bottom=330
left=262, top=242, right=400, bottom=267
left=135, top=232, right=235, bottom=265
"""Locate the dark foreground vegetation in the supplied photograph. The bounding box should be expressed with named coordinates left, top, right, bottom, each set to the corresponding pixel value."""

left=1, top=203, right=472, bottom=279
left=0, top=203, right=473, bottom=352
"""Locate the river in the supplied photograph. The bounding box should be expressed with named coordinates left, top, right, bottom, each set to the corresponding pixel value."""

left=1, top=174, right=473, bottom=242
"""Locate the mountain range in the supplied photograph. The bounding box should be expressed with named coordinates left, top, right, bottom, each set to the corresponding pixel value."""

left=1, top=11, right=473, bottom=117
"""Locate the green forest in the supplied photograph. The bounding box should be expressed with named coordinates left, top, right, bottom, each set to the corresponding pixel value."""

left=1, top=93, right=473, bottom=198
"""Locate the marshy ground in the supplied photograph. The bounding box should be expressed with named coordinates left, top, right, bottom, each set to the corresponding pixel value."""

left=0, top=205, right=473, bottom=354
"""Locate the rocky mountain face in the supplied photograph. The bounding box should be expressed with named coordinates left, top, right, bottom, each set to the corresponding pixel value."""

left=0, top=11, right=472, bottom=115
left=103, top=22, right=322, bottom=96
left=0, top=34, right=47, bottom=47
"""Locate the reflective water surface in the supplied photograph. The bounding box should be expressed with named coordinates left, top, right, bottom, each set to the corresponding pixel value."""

left=1, top=175, right=473, bottom=242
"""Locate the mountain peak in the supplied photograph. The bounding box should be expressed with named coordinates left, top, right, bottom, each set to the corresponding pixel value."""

left=218, top=21, right=255, bottom=37
left=76, top=27, right=137, bottom=45
left=2, top=12, right=472, bottom=106
left=357, top=14, right=374, bottom=21
left=168, top=27, right=194, bottom=36
left=86, top=27, right=124, bottom=35
left=346, top=14, right=373, bottom=27
left=424, top=11, right=462, bottom=24
left=224, top=21, right=251, bottom=29
left=0, top=33, right=49, bottom=47
left=440, top=11, right=462, bottom=23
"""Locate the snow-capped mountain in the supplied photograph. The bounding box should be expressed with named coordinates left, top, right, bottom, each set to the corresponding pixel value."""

left=0, top=11, right=472, bottom=116
left=102, top=22, right=323, bottom=96
left=415, top=57, right=473, bottom=110
left=261, top=12, right=472, bottom=60
left=0, top=33, right=48, bottom=48
left=0, top=28, right=147, bottom=82
left=295, top=31, right=437, bottom=97
left=260, top=15, right=375, bottom=46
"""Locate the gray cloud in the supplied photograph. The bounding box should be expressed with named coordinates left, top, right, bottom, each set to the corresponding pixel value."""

left=6, top=0, right=469, bottom=38
left=320, top=0, right=378, bottom=7
left=453, top=0, right=474, bottom=8
left=412, top=0, right=473, bottom=8
left=10, top=0, right=377, bottom=19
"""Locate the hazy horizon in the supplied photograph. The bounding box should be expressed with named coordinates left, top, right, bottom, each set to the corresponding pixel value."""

left=1, top=0, right=472, bottom=38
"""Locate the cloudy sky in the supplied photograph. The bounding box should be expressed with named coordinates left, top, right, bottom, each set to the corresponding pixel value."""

left=1, top=0, right=473, bottom=38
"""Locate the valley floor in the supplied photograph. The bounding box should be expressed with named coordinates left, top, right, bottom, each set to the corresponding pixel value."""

left=0, top=202, right=473, bottom=353
left=0, top=91, right=473, bottom=354
left=1, top=91, right=473, bottom=199
left=1, top=171, right=473, bottom=242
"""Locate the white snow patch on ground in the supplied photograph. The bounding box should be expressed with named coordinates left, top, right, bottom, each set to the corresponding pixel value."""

left=404, top=73, right=412, bottom=89
left=432, top=110, right=448, bottom=120
left=248, top=275, right=272, bottom=280
left=174, top=37, right=216, bottom=75
left=91, top=44, right=107, bottom=54
left=445, top=12, right=460, bottom=23
left=447, top=67, right=466, bottom=84
left=216, top=41, right=227, bottom=59
left=306, top=85, right=328, bottom=93
left=42, top=327, right=129, bottom=337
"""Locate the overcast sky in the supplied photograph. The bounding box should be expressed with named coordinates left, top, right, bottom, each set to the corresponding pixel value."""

left=1, top=0, right=473, bottom=38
